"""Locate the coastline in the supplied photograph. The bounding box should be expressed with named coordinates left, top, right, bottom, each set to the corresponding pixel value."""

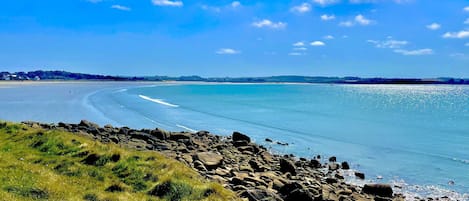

left=21, top=120, right=406, bottom=201
left=1, top=82, right=467, bottom=200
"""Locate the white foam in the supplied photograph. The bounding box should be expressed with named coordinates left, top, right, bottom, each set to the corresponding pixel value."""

left=176, top=124, right=197, bottom=132
left=114, top=88, right=127, bottom=93
left=139, top=95, right=179, bottom=107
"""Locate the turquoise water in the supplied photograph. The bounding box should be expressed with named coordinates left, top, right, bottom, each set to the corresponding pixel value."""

left=0, top=83, right=468, bottom=198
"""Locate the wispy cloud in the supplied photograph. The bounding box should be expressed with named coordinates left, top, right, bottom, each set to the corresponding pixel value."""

left=111, top=5, right=131, bottom=11
left=216, top=48, right=240, bottom=55
left=324, top=35, right=334, bottom=40
left=442, top=30, right=469, bottom=39
left=201, top=5, right=221, bottom=12
left=291, top=3, right=311, bottom=13
left=426, top=23, right=440, bottom=30
left=367, top=39, right=408, bottom=49
left=289, top=52, right=307, bottom=56
left=355, top=14, right=372, bottom=25
left=313, top=0, right=339, bottom=6
left=349, top=0, right=377, bottom=4
left=464, top=6, right=469, bottom=12
left=464, top=18, right=469, bottom=24
left=320, top=14, right=336, bottom=21
left=293, top=47, right=308, bottom=51
left=340, top=14, right=374, bottom=27
left=293, top=41, right=305, bottom=46
left=86, top=0, right=102, bottom=3
left=310, top=41, right=326, bottom=46
left=466, top=42, right=469, bottom=47
left=394, top=49, right=433, bottom=56
left=252, top=19, right=287, bottom=29
left=152, top=0, right=183, bottom=7
left=231, top=1, right=241, bottom=8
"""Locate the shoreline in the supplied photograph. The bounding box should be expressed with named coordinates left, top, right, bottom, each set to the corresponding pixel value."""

left=2, top=80, right=469, bottom=87
left=21, top=120, right=406, bottom=201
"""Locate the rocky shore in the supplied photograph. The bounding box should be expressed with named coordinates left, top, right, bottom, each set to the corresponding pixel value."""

left=22, top=120, right=405, bottom=201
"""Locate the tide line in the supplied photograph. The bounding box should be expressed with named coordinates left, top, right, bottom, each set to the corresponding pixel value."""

left=138, top=95, right=179, bottom=107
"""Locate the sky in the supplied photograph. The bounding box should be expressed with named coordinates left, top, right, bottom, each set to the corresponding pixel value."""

left=0, top=0, right=468, bottom=77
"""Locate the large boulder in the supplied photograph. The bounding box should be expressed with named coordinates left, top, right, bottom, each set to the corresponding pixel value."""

left=240, top=189, right=282, bottom=201
left=233, top=131, right=251, bottom=143
left=79, top=120, right=99, bottom=129
left=195, top=152, right=223, bottom=169
left=151, top=128, right=170, bottom=140
left=279, top=158, right=297, bottom=175
left=362, top=184, right=393, bottom=198
left=279, top=182, right=316, bottom=201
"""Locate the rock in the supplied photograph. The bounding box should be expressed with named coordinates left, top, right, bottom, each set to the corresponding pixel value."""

left=328, top=162, right=340, bottom=171
left=233, top=140, right=249, bottom=147
left=195, top=152, right=223, bottom=169
left=169, top=132, right=192, bottom=141
left=151, top=128, right=170, bottom=140
left=355, top=171, right=365, bottom=180
left=362, top=184, right=393, bottom=198
left=193, top=160, right=207, bottom=171
left=329, top=156, right=337, bottom=162
left=233, top=131, right=251, bottom=143
left=279, top=158, right=297, bottom=175
left=240, top=189, right=282, bottom=201
left=326, top=177, right=338, bottom=184
left=309, top=159, right=321, bottom=168
left=279, top=182, right=315, bottom=201
left=79, top=120, right=99, bottom=129
left=265, top=138, right=273, bottom=142
left=341, top=161, right=350, bottom=170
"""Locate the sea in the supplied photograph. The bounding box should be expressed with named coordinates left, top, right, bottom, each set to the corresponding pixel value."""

left=0, top=82, right=468, bottom=200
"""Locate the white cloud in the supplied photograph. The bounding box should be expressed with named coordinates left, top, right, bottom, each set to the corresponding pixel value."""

left=252, top=19, right=287, bottom=29
left=293, top=41, right=305, bottom=46
left=216, top=48, right=240, bottom=55
left=442, top=30, right=469, bottom=39
left=289, top=52, right=306, bottom=56
left=310, top=41, right=326, bottom=46
left=291, top=3, right=311, bottom=13
left=320, top=14, right=336, bottom=21
left=339, top=21, right=354, bottom=27
left=426, top=23, right=441, bottom=30
left=324, top=35, right=334, bottom=39
left=313, top=0, right=339, bottom=6
left=152, top=0, right=183, bottom=7
left=464, top=18, right=469, bottom=25
left=231, top=1, right=241, bottom=8
left=349, top=0, right=377, bottom=3
left=355, top=14, right=372, bottom=25
left=367, top=39, right=408, bottom=49
left=293, top=47, right=308, bottom=51
left=111, top=5, right=131, bottom=11
left=86, top=0, right=102, bottom=3
left=394, top=49, right=433, bottom=56
left=464, top=6, right=469, bottom=12
left=201, top=5, right=221, bottom=12
left=340, top=14, right=374, bottom=27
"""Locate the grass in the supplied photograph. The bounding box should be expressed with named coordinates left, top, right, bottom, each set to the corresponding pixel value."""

left=0, top=122, right=237, bottom=201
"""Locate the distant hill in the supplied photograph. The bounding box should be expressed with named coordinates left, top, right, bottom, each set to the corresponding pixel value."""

left=1, top=70, right=468, bottom=84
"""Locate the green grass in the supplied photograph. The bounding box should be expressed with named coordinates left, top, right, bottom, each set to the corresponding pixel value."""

left=0, top=122, right=237, bottom=201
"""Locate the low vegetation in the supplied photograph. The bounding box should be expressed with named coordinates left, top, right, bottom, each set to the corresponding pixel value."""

left=0, top=122, right=237, bottom=201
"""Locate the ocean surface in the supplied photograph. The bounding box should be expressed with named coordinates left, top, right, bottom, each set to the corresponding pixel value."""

left=0, top=82, right=468, bottom=199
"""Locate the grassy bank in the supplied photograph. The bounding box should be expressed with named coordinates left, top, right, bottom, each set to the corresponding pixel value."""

left=0, top=122, right=236, bottom=201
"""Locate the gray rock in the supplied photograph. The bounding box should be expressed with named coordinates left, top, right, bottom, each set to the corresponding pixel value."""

left=196, top=152, right=223, bottom=169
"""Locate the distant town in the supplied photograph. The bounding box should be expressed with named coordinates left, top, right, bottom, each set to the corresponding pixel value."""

left=1, top=70, right=468, bottom=84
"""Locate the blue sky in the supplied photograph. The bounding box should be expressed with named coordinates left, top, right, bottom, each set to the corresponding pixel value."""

left=0, top=0, right=468, bottom=77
